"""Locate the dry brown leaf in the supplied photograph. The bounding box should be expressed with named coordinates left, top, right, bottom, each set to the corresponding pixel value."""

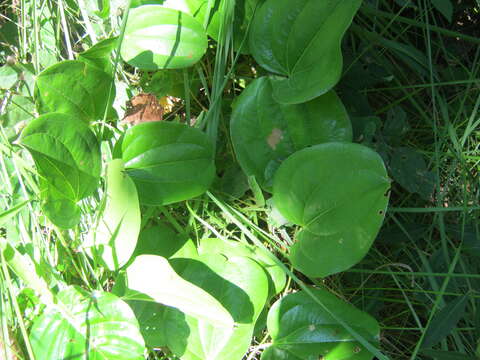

left=122, top=93, right=164, bottom=125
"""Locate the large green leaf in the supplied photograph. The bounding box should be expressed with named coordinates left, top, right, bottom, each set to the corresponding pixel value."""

left=34, top=60, right=114, bottom=122
left=230, top=77, right=352, bottom=190
left=121, top=5, right=208, bottom=70
left=273, top=143, right=390, bottom=277
left=162, top=254, right=269, bottom=360
left=126, top=255, right=234, bottom=328
left=198, top=237, right=286, bottom=297
left=20, top=113, right=101, bottom=228
left=121, top=121, right=215, bottom=205
left=30, top=286, right=145, bottom=360
left=249, top=0, right=362, bottom=104
left=86, top=159, right=140, bottom=270
left=261, top=288, right=380, bottom=360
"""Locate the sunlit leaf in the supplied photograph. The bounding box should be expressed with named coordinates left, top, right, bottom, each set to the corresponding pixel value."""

left=249, top=0, right=361, bottom=104
left=273, top=142, right=390, bottom=277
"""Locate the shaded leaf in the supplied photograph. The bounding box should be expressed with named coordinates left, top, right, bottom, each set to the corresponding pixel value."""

left=126, top=255, right=234, bottom=328
left=423, top=294, right=469, bottom=348
left=390, top=147, right=436, bottom=200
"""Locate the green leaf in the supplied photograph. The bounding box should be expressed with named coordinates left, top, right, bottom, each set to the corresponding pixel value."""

left=164, top=254, right=269, bottom=360
left=423, top=294, right=469, bottom=348
left=20, top=113, right=102, bottom=228
left=142, top=68, right=201, bottom=99
left=249, top=0, right=361, bottom=104
left=132, top=223, right=198, bottom=259
left=198, top=237, right=286, bottom=297
left=121, top=121, right=215, bottom=205
left=0, top=200, right=30, bottom=226
left=86, top=159, right=140, bottom=270
left=261, top=288, right=380, bottom=360
left=0, top=64, right=19, bottom=89
left=390, top=147, right=436, bottom=201
left=273, top=143, right=390, bottom=277
left=121, top=5, right=208, bottom=70
left=421, top=349, right=477, bottom=360
left=0, top=94, right=35, bottom=140
left=30, top=286, right=145, bottom=360
left=431, top=0, right=453, bottom=22
left=126, top=254, right=234, bottom=328
left=78, top=37, right=118, bottom=73
left=34, top=60, right=114, bottom=123
left=230, top=77, right=352, bottom=190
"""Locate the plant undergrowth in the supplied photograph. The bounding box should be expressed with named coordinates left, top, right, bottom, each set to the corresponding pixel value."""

left=0, top=0, right=479, bottom=359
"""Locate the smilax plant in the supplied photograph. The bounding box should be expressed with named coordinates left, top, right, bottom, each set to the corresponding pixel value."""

left=4, top=0, right=392, bottom=359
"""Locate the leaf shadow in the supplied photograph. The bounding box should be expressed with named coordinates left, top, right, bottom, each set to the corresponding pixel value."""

left=171, top=258, right=255, bottom=324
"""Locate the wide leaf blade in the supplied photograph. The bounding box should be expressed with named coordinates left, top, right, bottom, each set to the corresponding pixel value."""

left=30, top=286, right=145, bottom=360
left=121, top=5, right=208, bottom=70
left=261, top=288, right=380, bottom=360
left=249, top=0, right=361, bottom=104
left=273, top=142, right=390, bottom=277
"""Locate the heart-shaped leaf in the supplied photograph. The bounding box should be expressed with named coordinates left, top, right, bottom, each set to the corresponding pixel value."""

left=261, top=288, right=380, bottom=360
left=86, top=159, right=140, bottom=270
left=35, top=60, right=114, bottom=122
left=120, top=121, right=215, bottom=205
left=126, top=255, right=234, bottom=328
left=29, top=286, right=145, bottom=360
left=230, top=77, right=352, bottom=190
left=273, top=142, right=390, bottom=277
left=249, top=0, right=362, bottom=104
left=121, top=5, right=208, bottom=70
left=163, top=254, right=269, bottom=360
left=198, top=237, right=286, bottom=297
left=20, top=113, right=101, bottom=228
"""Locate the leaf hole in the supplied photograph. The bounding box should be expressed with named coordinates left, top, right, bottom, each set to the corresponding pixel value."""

left=378, top=210, right=384, bottom=216
left=353, top=346, right=361, bottom=353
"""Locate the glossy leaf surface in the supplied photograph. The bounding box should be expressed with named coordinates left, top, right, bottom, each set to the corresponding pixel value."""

left=231, top=77, right=352, bottom=190
left=164, top=254, right=269, bottom=360
left=198, top=237, right=286, bottom=297
left=20, top=113, right=101, bottom=228
left=87, top=159, right=140, bottom=270
left=121, top=121, right=215, bottom=205
left=261, top=288, right=380, bottom=360
left=273, top=143, right=390, bottom=277
left=249, top=0, right=362, bottom=104
left=30, top=286, right=145, bottom=360
left=126, top=255, right=234, bottom=328
left=121, top=5, right=208, bottom=70
left=35, top=60, right=114, bottom=122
